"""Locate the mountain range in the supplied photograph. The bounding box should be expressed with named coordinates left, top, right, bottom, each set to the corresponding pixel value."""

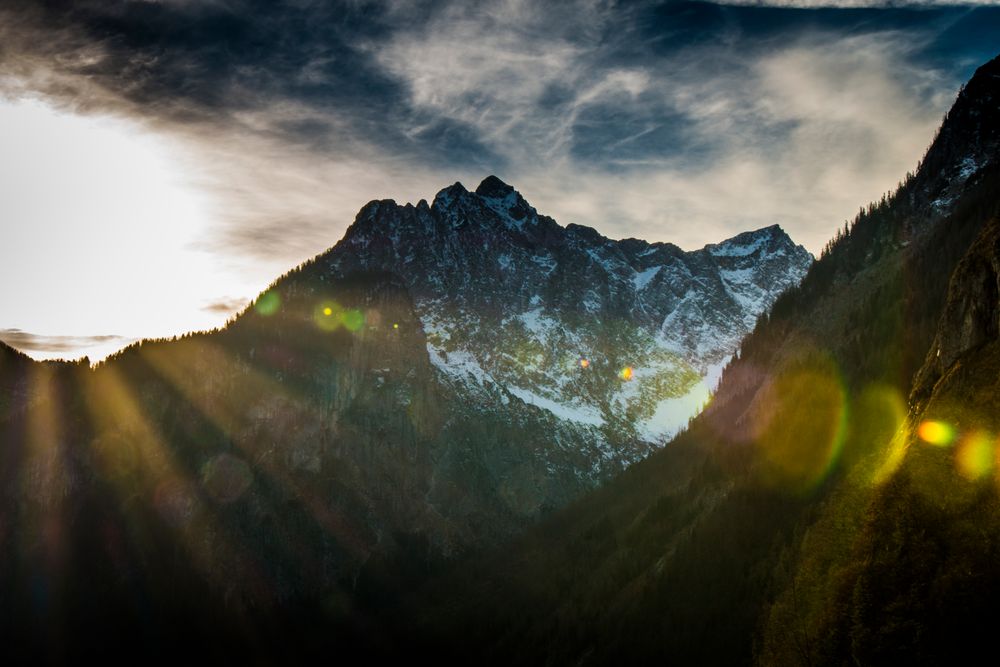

left=1, top=49, right=998, bottom=667
left=0, top=136, right=810, bottom=660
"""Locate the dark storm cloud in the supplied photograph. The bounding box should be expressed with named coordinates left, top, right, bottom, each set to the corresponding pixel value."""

left=0, top=0, right=503, bottom=166
left=2, top=0, right=999, bottom=260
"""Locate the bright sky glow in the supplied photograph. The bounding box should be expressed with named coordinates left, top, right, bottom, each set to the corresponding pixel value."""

left=0, top=98, right=253, bottom=359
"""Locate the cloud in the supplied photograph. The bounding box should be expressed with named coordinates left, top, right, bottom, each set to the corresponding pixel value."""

left=0, top=329, right=135, bottom=361
left=202, top=297, right=251, bottom=315
left=558, top=31, right=953, bottom=251
left=1, top=1, right=987, bottom=258
left=716, top=1, right=998, bottom=7
left=372, top=3, right=965, bottom=250
left=1, top=0, right=999, bottom=352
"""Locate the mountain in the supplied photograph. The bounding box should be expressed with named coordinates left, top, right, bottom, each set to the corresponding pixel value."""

left=384, top=53, right=1000, bottom=665
left=321, top=176, right=810, bottom=451
left=236, top=177, right=810, bottom=551
left=6, top=41, right=996, bottom=657
left=12, top=45, right=995, bottom=667
left=0, top=172, right=811, bottom=659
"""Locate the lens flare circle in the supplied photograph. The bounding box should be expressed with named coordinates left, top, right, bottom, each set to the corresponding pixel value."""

left=753, top=359, right=846, bottom=494
left=314, top=301, right=343, bottom=331
left=856, top=384, right=907, bottom=486
left=956, top=431, right=994, bottom=481
left=154, top=478, right=197, bottom=527
left=342, top=309, right=365, bottom=332
left=201, top=453, right=253, bottom=504
left=918, top=420, right=956, bottom=447
left=255, top=291, right=281, bottom=316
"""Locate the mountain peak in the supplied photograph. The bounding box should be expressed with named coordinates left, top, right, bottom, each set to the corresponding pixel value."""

left=431, top=181, right=470, bottom=212
left=474, top=174, right=536, bottom=226
left=911, top=51, right=1000, bottom=207
left=705, top=223, right=811, bottom=260
left=475, top=175, right=515, bottom=198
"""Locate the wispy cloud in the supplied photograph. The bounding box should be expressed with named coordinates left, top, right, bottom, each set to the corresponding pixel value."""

left=0, top=329, right=135, bottom=361
left=202, top=297, right=251, bottom=315
left=371, top=4, right=964, bottom=249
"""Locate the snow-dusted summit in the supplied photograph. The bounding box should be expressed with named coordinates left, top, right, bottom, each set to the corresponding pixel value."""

left=318, top=176, right=812, bottom=458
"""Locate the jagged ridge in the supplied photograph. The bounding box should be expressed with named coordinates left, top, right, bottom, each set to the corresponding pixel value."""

left=317, top=175, right=811, bottom=453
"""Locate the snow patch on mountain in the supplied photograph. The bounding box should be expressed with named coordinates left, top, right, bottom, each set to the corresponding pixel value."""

left=637, top=358, right=728, bottom=442
left=633, top=265, right=662, bottom=290
left=427, top=346, right=490, bottom=386
left=507, top=386, right=606, bottom=427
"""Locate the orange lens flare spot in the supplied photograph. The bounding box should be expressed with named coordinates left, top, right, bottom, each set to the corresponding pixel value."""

left=579, top=358, right=590, bottom=369
left=619, top=366, right=633, bottom=381
left=918, top=420, right=956, bottom=446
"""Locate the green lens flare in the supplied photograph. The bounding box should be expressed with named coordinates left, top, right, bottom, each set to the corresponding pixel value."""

left=255, top=291, right=281, bottom=316
left=343, top=309, right=365, bottom=332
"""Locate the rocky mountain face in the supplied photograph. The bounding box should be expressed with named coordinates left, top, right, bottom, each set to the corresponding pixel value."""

left=207, top=177, right=812, bottom=554
left=386, top=54, right=1000, bottom=666
left=317, top=176, right=810, bottom=454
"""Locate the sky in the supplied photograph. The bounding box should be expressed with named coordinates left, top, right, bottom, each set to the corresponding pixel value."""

left=1, top=0, right=999, bottom=360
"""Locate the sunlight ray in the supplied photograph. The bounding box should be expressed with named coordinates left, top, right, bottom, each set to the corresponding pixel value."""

left=81, top=363, right=272, bottom=603
left=22, top=364, right=70, bottom=617
left=138, top=338, right=371, bottom=559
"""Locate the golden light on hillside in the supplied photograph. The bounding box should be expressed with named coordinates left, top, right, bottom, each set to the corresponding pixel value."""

left=79, top=364, right=254, bottom=585
left=854, top=384, right=907, bottom=487
left=139, top=338, right=372, bottom=558
left=23, top=365, right=69, bottom=590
